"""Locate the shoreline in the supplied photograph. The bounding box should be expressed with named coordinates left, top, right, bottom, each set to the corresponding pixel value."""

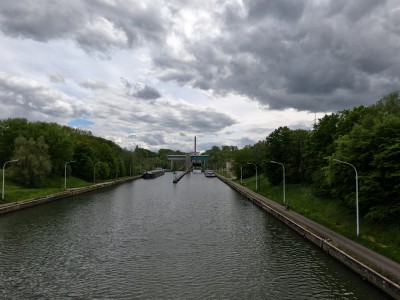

left=0, top=175, right=142, bottom=215
left=217, top=175, right=400, bottom=299
left=1, top=174, right=398, bottom=298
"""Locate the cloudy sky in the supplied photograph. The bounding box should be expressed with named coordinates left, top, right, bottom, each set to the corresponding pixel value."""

left=1, top=0, right=399, bottom=152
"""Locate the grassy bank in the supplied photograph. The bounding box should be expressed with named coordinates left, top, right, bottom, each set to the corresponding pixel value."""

left=0, top=174, right=92, bottom=204
left=239, top=174, right=400, bottom=264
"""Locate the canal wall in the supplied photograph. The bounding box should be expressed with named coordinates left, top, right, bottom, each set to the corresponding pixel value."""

left=173, top=170, right=189, bottom=183
left=217, top=175, right=400, bottom=300
left=0, top=176, right=142, bottom=215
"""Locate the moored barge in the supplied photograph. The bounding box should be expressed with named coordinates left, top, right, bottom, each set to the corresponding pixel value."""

left=142, top=169, right=165, bottom=179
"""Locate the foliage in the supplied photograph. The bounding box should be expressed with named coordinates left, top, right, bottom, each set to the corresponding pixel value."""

left=0, top=118, right=30, bottom=161
left=232, top=145, right=253, bottom=178
left=230, top=91, right=400, bottom=224
left=202, top=145, right=238, bottom=169
left=265, top=127, right=309, bottom=184
left=10, top=136, right=52, bottom=186
left=0, top=118, right=172, bottom=183
left=328, top=114, right=400, bottom=222
left=1, top=92, right=399, bottom=224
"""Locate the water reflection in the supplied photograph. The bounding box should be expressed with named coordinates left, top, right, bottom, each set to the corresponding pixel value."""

left=0, top=173, right=390, bottom=299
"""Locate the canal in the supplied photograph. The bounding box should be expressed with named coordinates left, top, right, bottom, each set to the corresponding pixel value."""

left=0, top=173, right=391, bottom=299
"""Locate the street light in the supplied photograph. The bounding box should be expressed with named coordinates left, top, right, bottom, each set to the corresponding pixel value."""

left=234, top=163, right=243, bottom=184
left=270, top=161, right=286, bottom=207
left=247, top=163, right=258, bottom=191
left=64, top=160, right=75, bottom=189
left=2, top=159, right=19, bottom=200
left=333, top=158, right=359, bottom=237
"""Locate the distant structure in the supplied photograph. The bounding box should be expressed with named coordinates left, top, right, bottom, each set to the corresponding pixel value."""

left=167, top=136, right=209, bottom=171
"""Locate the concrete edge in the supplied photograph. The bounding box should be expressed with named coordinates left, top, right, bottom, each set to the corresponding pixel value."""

left=217, top=175, right=400, bottom=300
left=173, top=170, right=189, bottom=183
left=0, top=175, right=142, bottom=215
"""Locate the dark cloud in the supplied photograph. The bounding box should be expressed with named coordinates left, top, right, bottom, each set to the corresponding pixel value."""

left=187, top=110, right=236, bottom=132
left=121, top=77, right=161, bottom=100
left=244, top=0, right=306, bottom=22
left=141, top=133, right=168, bottom=146
left=0, top=1, right=85, bottom=41
left=159, top=101, right=237, bottom=133
left=135, top=85, right=161, bottom=100
left=1, top=0, right=399, bottom=115
left=343, top=0, right=387, bottom=22
left=152, top=0, right=400, bottom=112
left=0, top=0, right=167, bottom=54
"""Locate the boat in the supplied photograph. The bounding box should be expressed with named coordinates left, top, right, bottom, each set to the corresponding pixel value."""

left=142, top=169, right=165, bottom=179
left=204, top=170, right=216, bottom=177
left=192, top=167, right=202, bottom=174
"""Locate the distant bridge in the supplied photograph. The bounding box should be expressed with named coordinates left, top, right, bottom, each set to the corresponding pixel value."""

left=166, top=153, right=209, bottom=171
left=167, top=136, right=209, bottom=171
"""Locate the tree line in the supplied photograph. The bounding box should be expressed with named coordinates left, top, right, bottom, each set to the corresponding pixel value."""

left=0, top=119, right=184, bottom=186
left=2, top=92, right=399, bottom=223
left=204, top=92, right=400, bottom=224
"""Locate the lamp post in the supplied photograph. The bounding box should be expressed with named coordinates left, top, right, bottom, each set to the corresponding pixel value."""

left=247, top=163, right=258, bottom=191
left=234, top=163, right=243, bottom=184
left=333, top=158, right=359, bottom=237
left=64, top=160, right=75, bottom=189
left=2, top=159, right=19, bottom=200
left=270, top=161, right=286, bottom=206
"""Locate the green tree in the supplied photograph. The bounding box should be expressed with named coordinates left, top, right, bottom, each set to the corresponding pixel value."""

left=232, top=146, right=253, bottom=178
left=265, top=127, right=309, bottom=185
left=287, top=129, right=309, bottom=183
left=327, top=114, right=400, bottom=223
left=305, top=113, right=340, bottom=179
left=203, top=146, right=223, bottom=167
left=74, top=143, right=95, bottom=181
left=10, top=136, right=52, bottom=186
left=265, top=127, right=292, bottom=185
left=0, top=118, right=30, bottom=163
left=32, top=122, right=75, bottom=175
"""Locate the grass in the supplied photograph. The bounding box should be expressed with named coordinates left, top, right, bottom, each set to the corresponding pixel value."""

left=237, top=173, right=400, bottom=263
left=0, top=173, right=92, bottom=204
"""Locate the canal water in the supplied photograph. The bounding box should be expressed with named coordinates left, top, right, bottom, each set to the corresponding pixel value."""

left=0, top=173, right=391, bottom=299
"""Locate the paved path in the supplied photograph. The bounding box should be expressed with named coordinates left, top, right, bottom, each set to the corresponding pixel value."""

left=224, top=177, right=400, bottom=286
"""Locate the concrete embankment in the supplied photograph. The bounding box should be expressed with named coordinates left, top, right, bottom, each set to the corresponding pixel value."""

left=173, top=170, right=189, bottom=183
left=217, top=175, right=400, bottom=300
left=0, top=175, right=142, bottom=215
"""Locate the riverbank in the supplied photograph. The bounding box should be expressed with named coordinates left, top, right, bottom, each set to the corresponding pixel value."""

left=217, top=174, right=400, bottom=299
left=0, top=175, right=142, bottom=215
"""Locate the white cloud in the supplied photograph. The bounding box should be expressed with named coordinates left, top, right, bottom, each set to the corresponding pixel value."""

left=79, top=79, right=108, bottom=90
left=1, top=0, right=399, bottom=151
left=0, top=72, right=90, bottom=120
